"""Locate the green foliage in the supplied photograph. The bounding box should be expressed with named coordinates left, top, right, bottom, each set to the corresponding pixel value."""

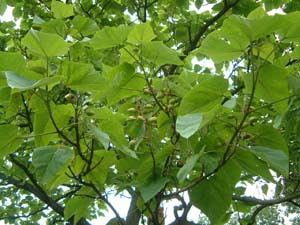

left=32, top=146, right=74, bottom=185
left=189, top=162, right=241, bottom=225
left=1, top=0, right=300, bottom=225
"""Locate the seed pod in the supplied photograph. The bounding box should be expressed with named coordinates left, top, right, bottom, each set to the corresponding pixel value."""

left=127, top=108, right=137, bottom=113
left=86, top=111, right=94, bottom=116
left=127, top=116, right=137, bottom=121
left=169, top=98, right=178, bottom=105
left=240, top=133, right=252, bottom=140
left=148, top=116, right=157, bottom=123
left=143, top=87, right=151, bottom=94
left=156, top=91, right=164, bottom=99
left=249, top=116, right=257, bottom=125
left=129, top=139, right=137, bottom=146
left=137, top=115, right=144, bottom=121
left=144, top=104, right=153, bottom=109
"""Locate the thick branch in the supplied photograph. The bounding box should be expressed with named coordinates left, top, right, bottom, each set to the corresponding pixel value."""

left=0, top=172, right=64, bottom=217
left=125, top=190, right=141, bottom=225
left=0, top=172, right=91, bottom=225
left=9, top=156, right=91, bottom=225
left=233, top=192, right=300, bottom=206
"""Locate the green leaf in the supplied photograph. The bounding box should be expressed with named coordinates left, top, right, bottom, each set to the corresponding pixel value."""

left=5, top=71, right=63, bottom=90
left=127, top=22, right=156, bottom=44
left=119, top=145, right=138, bottom=159
left=244, top=64, right=289, bottom=114
left=60, top=61, right=95, bottom=84
left=254, top=125, right=288, bottom=154
left=178, top=76, right=228, bottom=115
left=234, top=150, right=274, bottom=182
left=253, top=41, right=274, bottom=62
left=198, top=16, right=250, bottom=63
left=30, top=95, right=52, bottom=146
left=0, top=0, right=7, bottom=16
left=195, top=0, right=203, bottom=9
left=0, top=124, right=21, bottom=158
left=102, top=63, right=145, bottom=105
left=90, top=25, right=131, bottom=49
left=250, top=146, right=288, bottom=177
left=189, top=161, right=241, bottom=225
left=141, top=41, right=183, bottom=66
left=5, top=71, right=34, bottom=89
left=67, top=73, right=106, bottom=95
left=277, top=12, right=300, bottom=41
left=248, top=6, right=266, bottom=19
left=246, top=125, right=289, bottom=177
left=64, top=188, right=94, bottom=223
left=88, top=124, right=110, bottom=150
left=71, top=15, right=99, bottom=36
left=264, top=0, right=284, bottom=11
left=86, top=150, right=117, bottom=187
left=32, top=146, right=74, bottom=184
left=51, top=0, right=74, bottom=18
left=176, top=113, right=203, bottom=138
left=177, top=150, right=204, bottom=183
left=0, top=52, right=26, bottom=72
left=22, top=29, right=71, bottom=57
left=100, top=119, right=137, bottom=158
left=139, top=175, right=168, bottom=202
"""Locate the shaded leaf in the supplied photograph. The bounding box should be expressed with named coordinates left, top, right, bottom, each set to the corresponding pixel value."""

left=177, top=150, right=204, bottom=183
left=244, top=64, right=289, bottom=114
left=88, top=124, right=110, bottom=150
left=0, top=124, right=21, bottom=158
left=64, top=187, right=94, bottom=223
left=250, top=146, right=289, bottom=177
left=139, top=175, right=168, bottom=202
left=234, top=150, right=274, bottom=182
left=32, top=146, right=74, bottom=184
left=189, top=161, right=241, bottom=225
left=178, top=76, right=228, bottom=115
left=0, top=0, right=6, bottom=15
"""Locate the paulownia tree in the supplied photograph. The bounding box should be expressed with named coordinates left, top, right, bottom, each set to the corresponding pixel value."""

left=1, top=0, right=300, bottom=224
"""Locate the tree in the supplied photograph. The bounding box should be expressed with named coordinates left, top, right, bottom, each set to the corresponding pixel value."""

left=1, top=0, right=300, bottom=224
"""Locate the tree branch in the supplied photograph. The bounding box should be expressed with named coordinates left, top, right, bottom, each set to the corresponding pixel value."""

left=125, top=189, right=142, bottom=225
left=0, top=171, right=64, bottom=217
left=21, top=93, right=33, bottom=132
left=233, top=192, right=300, bottom=206
left=167, top=0, right=241, bottom=75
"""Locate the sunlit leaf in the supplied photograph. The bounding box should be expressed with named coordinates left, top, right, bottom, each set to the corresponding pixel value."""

left=176, top=113, right=203, bottom=138
left=141, top=41, right=183, bottom=66
left=51, top=0, right=74, bottom=18
left=22, top=29, right=71, bottom=57
left=90, top=25, right=131, bottom=49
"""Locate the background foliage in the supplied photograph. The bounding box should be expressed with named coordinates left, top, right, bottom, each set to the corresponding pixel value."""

left=1, top=0, right=300, bottom=224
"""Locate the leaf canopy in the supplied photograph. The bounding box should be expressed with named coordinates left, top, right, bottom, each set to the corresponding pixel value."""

left=0, top=1, right=300, bottom=225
